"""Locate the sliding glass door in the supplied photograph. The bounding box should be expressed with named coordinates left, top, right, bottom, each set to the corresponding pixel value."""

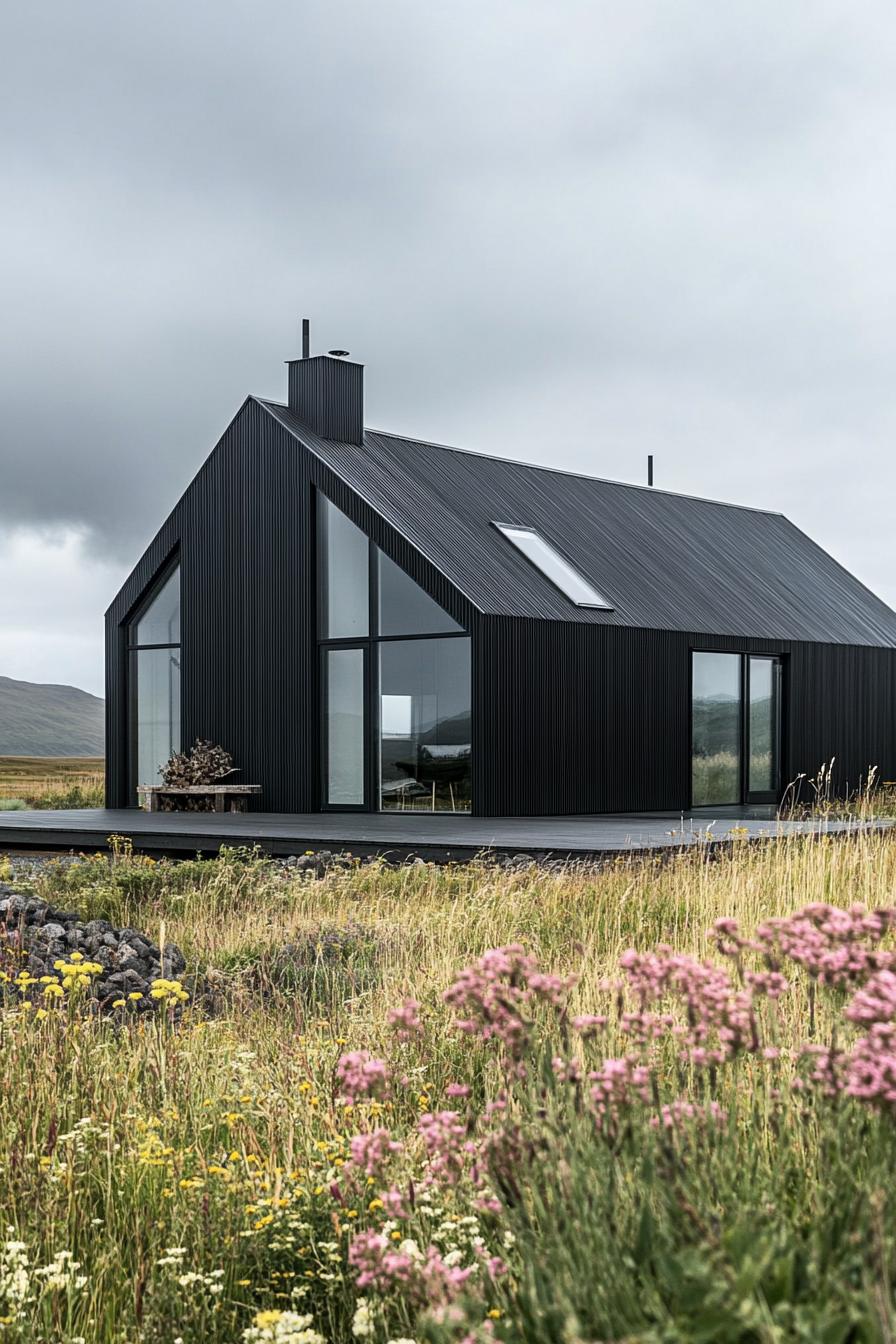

left=691, top=653, right=742, bottom=806
left=691, top=652, right=782, bottom=807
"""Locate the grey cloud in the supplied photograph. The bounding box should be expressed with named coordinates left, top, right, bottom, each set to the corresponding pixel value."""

left=1, top=0, right=895, bottom=611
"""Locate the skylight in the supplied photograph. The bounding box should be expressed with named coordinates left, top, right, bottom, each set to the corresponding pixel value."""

left=494, top=524, right=614, bottom=610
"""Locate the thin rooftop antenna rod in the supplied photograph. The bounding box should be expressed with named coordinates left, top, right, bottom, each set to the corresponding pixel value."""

left=302, top=318, right=310, bottom=359
left=647, top=454, right=654, bottom=487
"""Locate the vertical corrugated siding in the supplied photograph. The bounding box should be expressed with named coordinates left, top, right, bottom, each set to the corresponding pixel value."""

left=107, top=400, right=896, bottom=817
left=476, top=620, right=896, bottom=815
left=287, top=359, right=363, bottom=445
left=104, top=400, right=478, bottom=809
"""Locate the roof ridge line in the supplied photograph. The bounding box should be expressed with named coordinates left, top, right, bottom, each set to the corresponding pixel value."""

left=256, top=403, right=783, bottom=518
left=364, top=426, right=785, bottom=518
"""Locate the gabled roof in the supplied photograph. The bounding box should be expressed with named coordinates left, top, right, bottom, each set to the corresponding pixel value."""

left=259, top=398, right=896, bottom=647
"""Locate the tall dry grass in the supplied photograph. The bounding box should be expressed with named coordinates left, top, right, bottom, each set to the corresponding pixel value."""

left=0, top=832, right=894, bottom=1341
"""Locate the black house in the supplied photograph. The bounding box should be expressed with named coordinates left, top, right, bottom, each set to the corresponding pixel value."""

left=106, top=336, right=896, bottom=816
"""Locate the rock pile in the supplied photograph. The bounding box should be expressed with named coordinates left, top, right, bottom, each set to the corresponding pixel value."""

left=0, top=886, right=186, bottom=1011
left=279, top=850, right=359, bottom=877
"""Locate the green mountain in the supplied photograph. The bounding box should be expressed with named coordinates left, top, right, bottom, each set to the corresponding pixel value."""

left=0, top=676, right=104, bottom=756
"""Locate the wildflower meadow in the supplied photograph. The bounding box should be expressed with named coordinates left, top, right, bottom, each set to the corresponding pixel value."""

left=1, top=830, right=896, bottom=1342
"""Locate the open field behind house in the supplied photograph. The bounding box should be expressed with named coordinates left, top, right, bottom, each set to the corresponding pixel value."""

left=0, top=757, right=104, bottom=810
left=0, top=833, right=896, bottom=1341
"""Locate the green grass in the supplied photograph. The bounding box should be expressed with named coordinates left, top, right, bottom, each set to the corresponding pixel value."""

left=0, top=833, right=894, bottom=1341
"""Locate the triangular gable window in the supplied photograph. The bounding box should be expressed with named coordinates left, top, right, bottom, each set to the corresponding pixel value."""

left=378, top=551, right=462, bottom=636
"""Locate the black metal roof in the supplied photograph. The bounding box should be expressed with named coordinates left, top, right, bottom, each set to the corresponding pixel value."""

left=259, top=398, right=896, bottom=647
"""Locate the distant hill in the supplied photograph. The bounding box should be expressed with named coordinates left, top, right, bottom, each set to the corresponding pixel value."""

left=0, top=676, right=104, bottom=756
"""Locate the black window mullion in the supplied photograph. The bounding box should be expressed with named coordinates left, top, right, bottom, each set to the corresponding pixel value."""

left=369, top=538, right=378, bottom=809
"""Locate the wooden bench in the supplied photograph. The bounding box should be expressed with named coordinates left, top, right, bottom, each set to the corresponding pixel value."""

left=137, top=785, right=262, bottom=814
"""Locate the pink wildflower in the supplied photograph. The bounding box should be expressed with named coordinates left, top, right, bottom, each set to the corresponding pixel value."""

left=846, top=969, right=896, bottom=1026
left=348, top=1230, right=473, bottom=1309
left=845, top=1023, right=896, bottom=1110
left=380, top=1185, right=410, bottom=1218
left=551, top=1056, right=582, bottom=1083
left=335, top=1050, right=391, bottom=1103
left=443, top=944, right=576, bottom=1068
left=757, top=904, right=896, bottom=989
left=388, top=997, right=424, bottom=1042
left=348, top=1127, right=402, bottom=1178
left=589, top=1056, right=652, bottom=1129
left=418, top=1110, right=468, bottom=1183
left=572, top=1014, right=608, bottom=1037
left=651, top=1097, right=726, bottom=1130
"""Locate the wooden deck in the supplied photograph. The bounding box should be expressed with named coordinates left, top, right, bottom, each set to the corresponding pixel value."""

left=0, top=807, right=890, bottom=861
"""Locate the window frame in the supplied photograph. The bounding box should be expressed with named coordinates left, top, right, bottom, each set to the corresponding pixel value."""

left=315, top=488, right=471, bottom=812
left=689, top=647, right=784, bottom=809
left=125, top=557, right=183, bottom=801
left=492, top=521, right=614, bottom=610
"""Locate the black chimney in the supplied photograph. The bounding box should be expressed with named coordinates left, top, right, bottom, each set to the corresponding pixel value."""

left=286, top=319, right=363, bottom=445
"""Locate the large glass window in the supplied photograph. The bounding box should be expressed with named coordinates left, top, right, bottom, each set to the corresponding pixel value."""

left=318, top=495, right=369, bottom=638
left=128, top=564, right=181, bottom=794
left=691, top=652, right=742, bottom=806
left=378, top=552, right=462, bottom=636
left=691, top=651, right=783, bottom=806
left=317, top=492, right=471, bottom=812
left=325, top=648, right=366, bottom=805
left=134, top=648, right=181, bottom=790
left=379, top=638, right=471, bottom=811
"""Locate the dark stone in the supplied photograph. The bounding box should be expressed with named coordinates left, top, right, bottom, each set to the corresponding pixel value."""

left=84, top=920, right=114, bottom=940
left=34, top=923, right=67, bottom=943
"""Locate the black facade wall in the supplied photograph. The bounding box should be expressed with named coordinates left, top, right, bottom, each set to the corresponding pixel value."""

left=476, top=619, right=896, bottom=815
left=107, top=399, right=896, bottom=816
left=105, top=399, right=479, bottom=809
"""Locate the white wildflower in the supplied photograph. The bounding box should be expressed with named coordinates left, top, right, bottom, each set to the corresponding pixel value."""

left=242, top=1309, right=325, bottom=1343
left=352, top=1296, right=376, bottom=1337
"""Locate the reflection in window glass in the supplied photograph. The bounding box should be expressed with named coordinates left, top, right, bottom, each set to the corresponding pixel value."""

left=134, top=647, right=181, bottom=785
left=135, top=568, right=180, bottom=645
left=318, top=496, right=369, bottom=639
left=749, top=657, right=779, bottom=795
left=379, top=638, right=471, bottom=812
left=494, top=524, right=613, bottom=609
left=378, top=551, right=462, bottom=636
left=691, top=652, right=741, bottom=806
left=326, top=648, right=365, bottom=805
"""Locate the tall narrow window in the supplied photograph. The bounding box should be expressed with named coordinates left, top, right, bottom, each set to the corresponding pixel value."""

left=325, top=647, right=366, bottom=805
left=748, top=657, right=781, bottom=798
left=128, top=564, right=181, bottom=795
left=318, top=494, right=369, bottom=638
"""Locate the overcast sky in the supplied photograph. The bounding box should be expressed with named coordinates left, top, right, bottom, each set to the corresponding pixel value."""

left=2, top=1, right=896, bottom=698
